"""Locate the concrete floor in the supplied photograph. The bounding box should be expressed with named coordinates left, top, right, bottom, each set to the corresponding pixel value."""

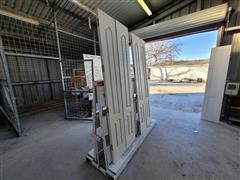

left=0, top=94, right=239, bottom=180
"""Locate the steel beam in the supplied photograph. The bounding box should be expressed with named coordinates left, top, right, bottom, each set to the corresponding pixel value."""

left=225, top=25, right=240, bottom=32
left=11, top=80, right=61, bottom=86
left=57, top=29, right=98, bottom=43
left=0, top=5, right=44, bottom=24
left=5, top=52, right=59, bottom=60
left=0, top=8, right=39, bottom=25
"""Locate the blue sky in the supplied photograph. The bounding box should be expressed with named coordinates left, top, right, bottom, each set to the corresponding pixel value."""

left=171, top=30, right=217, bottom=60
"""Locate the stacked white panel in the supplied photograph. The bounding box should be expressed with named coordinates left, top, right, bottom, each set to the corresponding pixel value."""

left=131, top=33, right=150, bottom=133
left=116, top=21, right=135, bottom=147
left=97, top=9, right=126, bottom=163
left=202, top=45, right=232, bottom=123
left=97, top=9, right=135, bottom=163
left=88, top=9, right=154, bottom=178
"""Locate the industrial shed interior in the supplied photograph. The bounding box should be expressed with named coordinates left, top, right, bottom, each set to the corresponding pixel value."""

left=0, top=0, right=239, bottom=180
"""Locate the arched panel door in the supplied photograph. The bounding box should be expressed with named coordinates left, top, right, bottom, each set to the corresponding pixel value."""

left=116, top=21, right=135, bottom=147
left=131, top=33, right=150, bottom=133
left=97, top=9, right=126, bottom=163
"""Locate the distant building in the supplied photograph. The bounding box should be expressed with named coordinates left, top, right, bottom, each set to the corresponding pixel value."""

left=148, top=59, right=209, bottom=82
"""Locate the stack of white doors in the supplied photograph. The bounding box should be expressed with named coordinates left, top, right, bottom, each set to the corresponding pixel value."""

left=86, top=9, right=154, bottom=179
left=131, top=33, right=150, bottom=133
left=97, top=9, right=151, bottom=162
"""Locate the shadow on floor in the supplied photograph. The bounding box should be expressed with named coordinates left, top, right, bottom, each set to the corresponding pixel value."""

left=1, top=94, right=239, bottom=180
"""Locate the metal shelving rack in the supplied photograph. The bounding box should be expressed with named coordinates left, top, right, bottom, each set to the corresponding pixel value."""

left=88, top=81, right=112, bottom=169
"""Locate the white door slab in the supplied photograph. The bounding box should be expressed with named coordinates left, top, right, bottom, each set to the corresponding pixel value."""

left=141, top=45, right=150, bottom=127
left=97, top=9, right=126, bottom=163
left=116, top=21, right=135, bottom=147
left=202, top=45, right=232, bottom=123
left=131, top=33, right=150, bottom=132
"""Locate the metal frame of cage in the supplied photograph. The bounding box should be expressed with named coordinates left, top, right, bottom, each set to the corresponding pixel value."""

left=0, top=4, right=99, bottom=136
left=61, top=59, right=95, bottom=120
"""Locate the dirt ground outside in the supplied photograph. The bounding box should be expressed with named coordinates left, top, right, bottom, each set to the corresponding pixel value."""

left=149, top=81, right=206, bottom=94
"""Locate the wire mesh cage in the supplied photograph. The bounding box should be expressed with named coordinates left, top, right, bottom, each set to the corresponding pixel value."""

left=0, top=13, right=99, bottom=118
left=62, top=59, right=94, bottom=119
left=58, top=30, right=99, bottom=60
left=58, top=28, right=99, bottom=119
left=0, top=14, right=62, bottom=109
left=0, top=15, right=58, bottom=57
left=0, top=1, right=101, bottom=136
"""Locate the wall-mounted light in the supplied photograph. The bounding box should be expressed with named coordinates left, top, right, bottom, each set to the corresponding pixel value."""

left=138, top=0, right=152, bottom=16
left=0, top=9, right=39, bottom=25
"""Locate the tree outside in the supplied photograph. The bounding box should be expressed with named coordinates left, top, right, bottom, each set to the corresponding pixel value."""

left=145, top=40, right=190, bottom=81
left=146, top=40, right=181, bottom=65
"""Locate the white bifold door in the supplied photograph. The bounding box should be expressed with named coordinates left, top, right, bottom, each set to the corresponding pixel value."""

left=116, top=21, right=136, bottom=147
left=97, top=9, right=135, bottom=163
left=202, top=45, right=232, bottom=123
left=131, top=33, right=150, bottom=133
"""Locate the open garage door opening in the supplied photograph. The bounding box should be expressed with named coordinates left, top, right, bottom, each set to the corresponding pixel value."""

left=147, top=30, right=218, bottom=121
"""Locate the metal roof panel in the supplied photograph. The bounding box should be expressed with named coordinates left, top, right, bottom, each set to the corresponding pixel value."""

left=0, top=0, right=186, bottom=28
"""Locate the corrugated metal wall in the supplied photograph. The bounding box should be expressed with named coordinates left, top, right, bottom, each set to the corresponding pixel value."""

left=223, top=0, right=240, bottom=81
left=6, top=56, right=62, bottom=107
left=0, top=56, right=6, bottom=81
left=226, top=32, right=240, bottom=81
left=0, top=12, right=99, bottom=108
left=157, top=0, right=225, bottom=23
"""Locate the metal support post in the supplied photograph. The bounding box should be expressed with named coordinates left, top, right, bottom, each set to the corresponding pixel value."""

left=93, top=28, right=97, bottom=55
left=53, top=8, right=68, bottom=118
left=217, top=25, right=225, bottom=46
left=0, top=36, right=21, bottom=136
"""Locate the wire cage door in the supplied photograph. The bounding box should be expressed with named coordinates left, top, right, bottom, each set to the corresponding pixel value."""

left=61, top=59, right=94, bottom=120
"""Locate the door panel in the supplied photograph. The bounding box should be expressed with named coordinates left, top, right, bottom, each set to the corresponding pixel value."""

left=131, top=33, right=150, bottom=133
left=141, top=45, right=150, bottom=126
left=202, top=45, right=232, bottom=123
left=116, top=21, right=135, bottom=147
left=97, top=9, right=126, bottom=163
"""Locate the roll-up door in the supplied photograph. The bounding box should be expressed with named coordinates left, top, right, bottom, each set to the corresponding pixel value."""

left=132, top=3, right=228, bottom=41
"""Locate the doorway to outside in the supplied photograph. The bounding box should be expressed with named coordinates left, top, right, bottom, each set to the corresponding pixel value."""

left=147, top=31, right=217, bottom=120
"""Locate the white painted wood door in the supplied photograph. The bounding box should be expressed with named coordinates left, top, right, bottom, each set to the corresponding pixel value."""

left=131, top=33, right=150, bottom=133
left=97, top=9, right=126, bottom=163
left=141, top=43, right=150, bottom=127
left=202, top=45, right=232, bottom=123
left=116, top=21, right=135, bottom=147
